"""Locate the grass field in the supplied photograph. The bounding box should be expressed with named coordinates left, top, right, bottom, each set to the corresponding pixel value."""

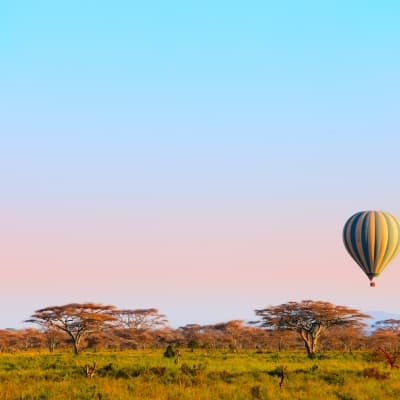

left=0, top=349, right=399, bottom=400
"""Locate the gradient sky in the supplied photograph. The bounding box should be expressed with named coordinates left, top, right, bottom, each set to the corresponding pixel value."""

left=1, top=1, right=400, bottom=328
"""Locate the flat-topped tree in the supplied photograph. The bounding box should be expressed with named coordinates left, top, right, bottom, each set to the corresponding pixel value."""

left=209, top=320, right=251, bottom=351
left=26, top=303, right=117, bottom=354
left=113, top=308, right=168, bottom=330
left=373, top=319, right=400, bottom=333
left=255, top=300, right=370, bottom=358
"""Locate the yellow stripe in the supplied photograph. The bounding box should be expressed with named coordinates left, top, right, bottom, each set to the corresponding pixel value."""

left=374, top=212, right=389, bottom=271
left=367, top=212, right=375, bottom=267
left=378, top=213, right=399, bottom=273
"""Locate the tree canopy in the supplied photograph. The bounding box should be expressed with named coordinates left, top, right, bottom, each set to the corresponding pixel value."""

left=113, top=308, right=168, bottom=330
left=254, top=300, right=370, bottom=358
left=26, top=303, right=117, bottom=354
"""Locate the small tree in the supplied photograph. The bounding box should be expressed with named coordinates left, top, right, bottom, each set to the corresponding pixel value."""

left=112, top=308, right=168, bottom=349
left=373, top=319, right=400, bottom=334
left=44, top=326, right=68, bottom=352
left=113, top=308, right=168, bottom=330
left=209, top=320, right=252, bottom=351
left=371, top=319, right=400, bottom=353
left=178, top=324, right=203, bottom=351
left=255, top=300, right=370, bottom=358
left=26, top=303, right=117, bottom=354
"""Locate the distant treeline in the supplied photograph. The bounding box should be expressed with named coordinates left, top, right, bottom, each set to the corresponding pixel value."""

left=1, top=323, right=395, bottom=353
left=0, top=301, right=398, bottom=355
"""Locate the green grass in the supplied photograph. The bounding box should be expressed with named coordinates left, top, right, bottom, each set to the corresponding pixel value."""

left=0, top=350, right=399, bottom=399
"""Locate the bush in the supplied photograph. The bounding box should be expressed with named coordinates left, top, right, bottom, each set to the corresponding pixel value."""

left=96, top=363, right=144, bottom=379
left=362, top=367, right=390, bottom=380
left=163, top=345, right=176, bottom=358
left=321, top=372, right=345, bottom=385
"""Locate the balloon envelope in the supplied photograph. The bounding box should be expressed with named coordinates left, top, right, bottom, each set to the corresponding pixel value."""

left=343, top=211, right=400, bottom=284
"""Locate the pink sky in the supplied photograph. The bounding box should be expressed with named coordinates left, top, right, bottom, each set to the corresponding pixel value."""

left=3, top=198, right=400, bottom=328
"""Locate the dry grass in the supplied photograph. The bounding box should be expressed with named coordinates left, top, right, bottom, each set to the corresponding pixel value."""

left=0, top=350, right=399, bottom=399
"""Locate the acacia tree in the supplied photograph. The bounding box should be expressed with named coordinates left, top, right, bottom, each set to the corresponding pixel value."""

left=320, top=325, right=367, bottom=352
left=178, top=324, right=203, bottom=350
left=26, top=303, right=117, bottom=354
left=373, top=319, right=400, bottom=334
left=44, top=326, right=68, bottom=353
left=210, top=320, right=254, bottom=351
left=111, top=308, right=168, bottom=349
left=371, top=319, right=400, bottom=352
left=113, top=308, right=167, bottom=330
left=255, top=300, right=370, bottom=358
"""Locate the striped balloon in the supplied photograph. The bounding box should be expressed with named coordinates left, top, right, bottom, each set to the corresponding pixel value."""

left=343, top=211, right=400, bottom=287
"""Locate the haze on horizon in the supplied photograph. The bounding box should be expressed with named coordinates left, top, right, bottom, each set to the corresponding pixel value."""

left=1, top=1, right=400, bottom=329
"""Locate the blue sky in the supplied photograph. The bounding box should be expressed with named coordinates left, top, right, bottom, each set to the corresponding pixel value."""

left=1, top=1, right=400, bottom=328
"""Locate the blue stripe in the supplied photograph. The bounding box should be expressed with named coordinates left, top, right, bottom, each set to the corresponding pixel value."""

left=360, top=212, right=372, bottom=274
left=349, top=212, right=365, bottom=272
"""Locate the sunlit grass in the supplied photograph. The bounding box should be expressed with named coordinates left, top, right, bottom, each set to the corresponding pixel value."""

left=0, top=350, right=399, bottom=399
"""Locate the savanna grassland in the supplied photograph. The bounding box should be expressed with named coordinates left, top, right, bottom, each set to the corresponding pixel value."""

left=0, top=349, right=399, bottom=400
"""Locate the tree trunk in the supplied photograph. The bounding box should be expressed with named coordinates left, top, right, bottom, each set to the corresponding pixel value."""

left=48, top=339, right=56, bottom=353
left=303, top=338, right=315, bottom=358
left=300, top=330, right=319, bottom=359
left=70, top=333, right=82, bottom=355
left=278, top=337, right=283, bottom=352
left=73, top=340, right=79, bottom=355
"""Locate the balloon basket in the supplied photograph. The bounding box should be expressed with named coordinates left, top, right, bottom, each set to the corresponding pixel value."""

left=370, top=281, right=376, bottom=287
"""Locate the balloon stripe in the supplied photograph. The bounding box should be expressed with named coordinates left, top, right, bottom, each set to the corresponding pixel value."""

left=344, top=214, right=365, bottom=272
left=367, top=212, right=375, bottom=266
left=351, top=212, right=369, bottom=275
left=354, top=212, right=369, bottom=275
left=361, top=212, right=372, bottom=273
left=344, top=212, right=365, bottom=272
left=379, top=213, right=394, bottom=273
left=374, top=211, right=383, bottom=268
left=379, top=213, right=399, bottom=273
left=374, top=212, right=389, bottom=272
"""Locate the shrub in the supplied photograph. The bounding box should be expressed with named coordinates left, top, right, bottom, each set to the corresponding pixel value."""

left=163, top=345, right=176, bottom=358
left=362, top=367, right=390, bottom=380
left=321, top=372, right=345, bottom=385
left=149, top=366, right=166, bottom=376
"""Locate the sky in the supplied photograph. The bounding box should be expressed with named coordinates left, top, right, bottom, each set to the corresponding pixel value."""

left=1, top=1, right=400, bottom=328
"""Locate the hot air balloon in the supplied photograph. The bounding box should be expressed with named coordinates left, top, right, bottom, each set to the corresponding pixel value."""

left=343, top=211, right=400, bottom=287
